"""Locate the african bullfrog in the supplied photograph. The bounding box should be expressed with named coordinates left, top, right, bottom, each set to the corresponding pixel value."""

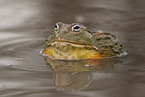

left=41, top=22, right=127, bottom=60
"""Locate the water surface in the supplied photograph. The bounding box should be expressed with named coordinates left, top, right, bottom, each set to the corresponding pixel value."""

left=0, top=0, right=145, bottom=97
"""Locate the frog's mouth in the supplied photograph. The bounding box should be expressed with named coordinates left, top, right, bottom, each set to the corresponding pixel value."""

left=49, top=39, right=94, bottom=48
left=42, top=39, right=101, bottom=60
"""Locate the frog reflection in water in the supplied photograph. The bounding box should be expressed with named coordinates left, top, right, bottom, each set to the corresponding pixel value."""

left=43, top=22, right=127, bottom=60
left=45, top=56, right=120, bottom=91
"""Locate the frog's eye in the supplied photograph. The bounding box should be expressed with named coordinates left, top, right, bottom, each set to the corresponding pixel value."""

left=72, top=25, right=80, bottom=32
left=54, top=23, right=59, bottom=31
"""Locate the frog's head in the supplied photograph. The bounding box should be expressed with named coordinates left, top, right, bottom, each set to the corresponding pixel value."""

left=44, top=22, right=101, bottom=60
left=53, top=22, right=94, bottom=44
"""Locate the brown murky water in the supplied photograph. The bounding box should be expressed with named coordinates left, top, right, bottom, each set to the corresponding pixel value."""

left=0, top=0, right=145, bottom=97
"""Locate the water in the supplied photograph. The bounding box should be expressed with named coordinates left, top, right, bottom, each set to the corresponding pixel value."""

left=0, top=0, right=145, bottom=97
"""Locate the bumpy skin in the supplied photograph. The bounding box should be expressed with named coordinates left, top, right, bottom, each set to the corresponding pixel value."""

left=44, top=22, right=124, bottom=60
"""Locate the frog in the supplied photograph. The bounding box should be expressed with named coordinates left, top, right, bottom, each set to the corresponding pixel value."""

left=42, top=22, right=127, bottom=60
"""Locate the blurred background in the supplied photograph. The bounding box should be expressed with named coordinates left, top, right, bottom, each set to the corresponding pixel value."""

left=0, top=0, right=145, bottom=97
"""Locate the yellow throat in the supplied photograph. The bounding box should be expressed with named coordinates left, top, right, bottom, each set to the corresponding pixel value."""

left=44, top=41, right=102, bottom=60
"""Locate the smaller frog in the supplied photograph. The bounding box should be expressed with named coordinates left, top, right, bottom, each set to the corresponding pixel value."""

left=42, top=22, right=127, bottom=60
